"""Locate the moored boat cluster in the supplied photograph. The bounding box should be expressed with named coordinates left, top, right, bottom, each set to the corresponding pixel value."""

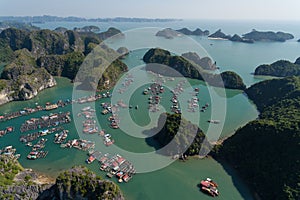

left=0, top=146, right=20, bottom=159
left=20, top=112, right=71, bottom=133
left=26, top=138, right=49, bottom=160
left=86, top=150, right=136, bottom=183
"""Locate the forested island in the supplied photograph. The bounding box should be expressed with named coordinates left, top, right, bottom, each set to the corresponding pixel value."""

left=208, top=29, right=254, bottom=43
left=214, top=77, right=300, bottom=200
left=155, top=28, right=182, bottom=39
left=143, top=48, right=246, bottom=90
left=243, top=29, right=294, bottom=42
left=181, top=52, right=217, bottom=70
left=0, top=154, right=123, bottom=200
left=38, top=166, right=123, bottom=200
left=156, top=27, right=294, bottom=44
left=254, top=57, right=300, bottom=77
left=176, top=28, right=209, bottom=36
left=149, top=113, right=210, bottom=157
left=0, top=27, right=128, bottom=105
left=208, top=29, right=231, bottom=40
left=208, top=29, right=294, bottom=43
left=155, top=28, right=209, bottom=39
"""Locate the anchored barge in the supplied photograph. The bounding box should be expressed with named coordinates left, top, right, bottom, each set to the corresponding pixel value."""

left=200, top=178, right=219, bottom=197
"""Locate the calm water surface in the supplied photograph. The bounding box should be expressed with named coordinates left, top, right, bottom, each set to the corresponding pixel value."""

left=2, top=19, right=299, bottom=199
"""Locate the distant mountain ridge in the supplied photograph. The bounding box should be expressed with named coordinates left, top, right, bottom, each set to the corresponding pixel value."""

left=155, top=28, right=209, bottom=39
left=208, top=29, right=294, bottom=43
left=176, top=28, right=209, bottom=36
left=0, top=15, right=181, bottom=23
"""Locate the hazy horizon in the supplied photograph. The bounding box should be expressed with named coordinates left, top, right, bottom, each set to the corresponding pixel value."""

left=1, top=15, right=300, bottom=22
left=1, top=0, right=300, bottom=21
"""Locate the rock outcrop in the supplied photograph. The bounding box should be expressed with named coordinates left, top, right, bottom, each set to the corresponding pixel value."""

left=38, top=166, right=124, bottom=200
left=0, top=27, right=128, bottom=105
left=0, top=49, right=56, bottom=104
left=176, top=28, right=209, bottom=36
left=242, top=29, right=294, bottom=42
left=116, top=47, right=130, bottom=58
left=74, top=25, right=100, bottom=33
left=215, top=77, right=300, bottom=200
left=254, top=58, right=300, bottom=77
left=0, top=155, right=123, bottom=200
left=181, top=52, right=217, bottom=70
left=229, top=34, right=254, bottom=43
left=208, top=29, right=231, bottom=40
left=143, top=48, right=246, bottom=90
left=155, top=28, right=182, bottom=39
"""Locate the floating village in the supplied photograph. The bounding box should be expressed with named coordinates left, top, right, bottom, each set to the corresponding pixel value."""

left=0, top=71, right=220, bottom=185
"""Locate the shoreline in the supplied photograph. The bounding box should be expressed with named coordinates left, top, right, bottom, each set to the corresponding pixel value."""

left=14, top=168, right=56, bottom=185
left=208, top=37, right=229, bottom=40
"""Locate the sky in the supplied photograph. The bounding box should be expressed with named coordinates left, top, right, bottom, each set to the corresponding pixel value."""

left=1, top=0, right=300, bottom=20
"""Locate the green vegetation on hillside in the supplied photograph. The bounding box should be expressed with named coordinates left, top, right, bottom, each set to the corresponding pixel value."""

left=0, top=39, right=15, bottom=63
left=39, top=166, right=123, bottom=200
left=215, top=77, right=300, bottom=200
left=255, top=58, right=300, bottom=77
left=243, top=29, right=294, bottom=42
left=176, top=28, right=209, bottom=36
left=0, top=49, right=55, bottom=100
left=181, top=52, right=216, bottom=70
left=0, top=21, right=39, bottom=31
left=0, top=155, right=23, bottom=187
left=143, top=48, right=246, bottom=90
left=0, top=158, right=124, bottom=200
left=74, top=25, right=100, bottom=33
left=152, top=113, right=210, bottom=156
left=98, top=59, right=128, bottom=90
left=208, top=29, right=231, bottom=39
left=0, top=27, right=128, bottom=104
left=246, top=76, right=300, bottom=111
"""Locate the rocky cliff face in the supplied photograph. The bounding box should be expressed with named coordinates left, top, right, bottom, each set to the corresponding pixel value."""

left=0, top=156, right=123, bottom=200
left=0, top=49, right=56, bottom=105
left=181, top=52, right=217, bottom=70
left=155, top=28, right=182, bottom=39
left=208, top=29, right=231, bottom=39
left=1, top=184, right=52, bottom=200
left=0, top=27, right=127, bottom=105
left=38, top=166, right=124, bottom=200
left=1, top=66, right=56, bottom=102
left=176, top=28, right=209, bottom=36
left=0, top=90, right=13, bottom=106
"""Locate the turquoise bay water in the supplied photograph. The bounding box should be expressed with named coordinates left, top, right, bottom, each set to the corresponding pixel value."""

left=0, top=75, right=256, bottom=200
left=2, top=19, right=300, bottom=199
